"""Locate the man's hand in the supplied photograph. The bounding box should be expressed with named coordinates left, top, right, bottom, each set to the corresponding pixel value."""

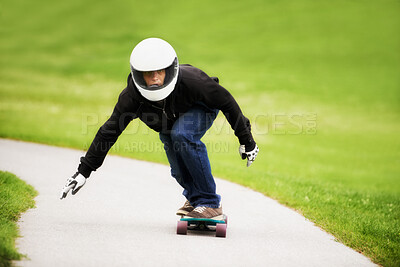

left=239, top=143, right=259, bottom=167
left=60, top=172, right=86, bottom=199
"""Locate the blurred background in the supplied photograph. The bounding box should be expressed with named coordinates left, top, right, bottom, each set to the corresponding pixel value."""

left=1, top=0, right=399, bottom=265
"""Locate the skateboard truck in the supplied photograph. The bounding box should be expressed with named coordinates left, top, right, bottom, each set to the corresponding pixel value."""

left=177, top=215, right=228, bottom=238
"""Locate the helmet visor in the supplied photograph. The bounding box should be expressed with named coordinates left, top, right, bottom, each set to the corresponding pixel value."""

left=132, top=58, right=178, bottom=91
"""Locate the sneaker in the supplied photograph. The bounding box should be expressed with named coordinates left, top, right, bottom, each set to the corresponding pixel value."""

left=176, top=200, right=194, bottom=216
left=184, top=206, right=223, bottom=219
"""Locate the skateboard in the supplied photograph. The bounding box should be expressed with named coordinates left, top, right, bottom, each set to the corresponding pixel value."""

left=176, top=215, right=228, bottom=238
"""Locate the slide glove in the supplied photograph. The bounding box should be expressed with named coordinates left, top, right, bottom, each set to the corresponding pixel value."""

left=60, top=172, right=86, bottom=199
left=239, top=143, right=259, bottom=167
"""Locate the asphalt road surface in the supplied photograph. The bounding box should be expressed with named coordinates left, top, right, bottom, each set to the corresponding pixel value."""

left=0, top=139, right=375, bottom=266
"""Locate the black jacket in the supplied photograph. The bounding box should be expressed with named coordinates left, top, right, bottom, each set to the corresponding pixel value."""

left=78, top=64, right=254, bottom=178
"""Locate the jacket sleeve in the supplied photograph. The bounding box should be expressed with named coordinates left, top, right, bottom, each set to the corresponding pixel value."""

left=78, top=88, right=138, bottom=178
left=187, top=70, right=255, bottom=147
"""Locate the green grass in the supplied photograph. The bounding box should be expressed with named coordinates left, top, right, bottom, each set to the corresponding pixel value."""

left=1, top=0, right=399, bottom=266
left=0, top=171, right=37, bottom=267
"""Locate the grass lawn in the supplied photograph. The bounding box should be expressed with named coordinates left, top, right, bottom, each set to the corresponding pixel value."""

left=1, top=0, right=399, bottom=266
left=0, top=171, right=37, bottom=267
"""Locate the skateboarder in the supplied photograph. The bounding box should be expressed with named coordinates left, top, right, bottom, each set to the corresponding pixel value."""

left=60, top=38, right=259, bottom=219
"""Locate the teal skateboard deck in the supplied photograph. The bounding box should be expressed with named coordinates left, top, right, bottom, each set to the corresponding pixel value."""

left=177, top=215, right=228, bottom=237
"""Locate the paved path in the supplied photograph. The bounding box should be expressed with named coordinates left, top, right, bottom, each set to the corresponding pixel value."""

left=0, top=139, right=375, bottom=266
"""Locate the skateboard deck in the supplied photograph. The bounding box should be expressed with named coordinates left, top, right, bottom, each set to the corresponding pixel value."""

left=177, top=214, right=228, bottom=238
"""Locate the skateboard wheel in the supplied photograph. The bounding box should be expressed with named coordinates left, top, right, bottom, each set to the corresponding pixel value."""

left=177, top=221, right=188, bottom=235
left=216, top=223, right=227, bottom=238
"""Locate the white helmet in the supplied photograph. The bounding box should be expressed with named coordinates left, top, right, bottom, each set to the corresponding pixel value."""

left=130, top=38, right=179, bottom=101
